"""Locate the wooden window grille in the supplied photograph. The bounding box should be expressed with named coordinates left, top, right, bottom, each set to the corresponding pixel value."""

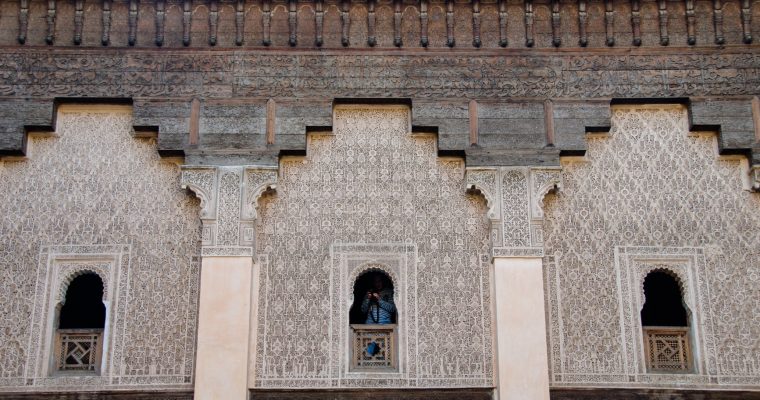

left=350, top=324, right=397, bottom=371
left=643, top=326, right=692, bottom=372
left=55, top=329, right=103, bottom=373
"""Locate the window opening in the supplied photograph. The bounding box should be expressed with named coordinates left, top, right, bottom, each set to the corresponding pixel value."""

left=349, top=270, right=397, bottom=371
left=641, top=270, right=693, bottom=373
left=55, top=273, right=105, bottom=374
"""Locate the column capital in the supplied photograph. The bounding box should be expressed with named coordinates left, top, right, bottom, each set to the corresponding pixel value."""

left=181, top=165, right=278, bottom=257
left=466, top=166, right=561, bottom=259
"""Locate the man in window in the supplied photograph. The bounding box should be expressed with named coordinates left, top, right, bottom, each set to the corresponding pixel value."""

left=361, top=274, right=395, bottom=324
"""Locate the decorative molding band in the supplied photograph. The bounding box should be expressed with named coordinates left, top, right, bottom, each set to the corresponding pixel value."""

left=201, top=246, right=254, bottom=257
left=493, top=247, right=544, bottom=258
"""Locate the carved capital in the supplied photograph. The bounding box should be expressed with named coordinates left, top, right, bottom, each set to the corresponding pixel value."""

left=181, top=165, right=278, bottom=251
left=466, top=166, right=562, bottom=257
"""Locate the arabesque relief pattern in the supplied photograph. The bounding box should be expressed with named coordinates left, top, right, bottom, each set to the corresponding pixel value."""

left=254, top=106, right=493, bottom=388
left=0, top=108, right=201, bottom=390
left=543, top=105, right=760, bottom=389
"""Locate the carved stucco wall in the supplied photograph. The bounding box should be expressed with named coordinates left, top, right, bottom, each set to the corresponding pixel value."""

left=253, top=106, right=494, bottom=388
left=543, top=105, right=760, bottom=389
left=0, top=106, right=201, bottom=391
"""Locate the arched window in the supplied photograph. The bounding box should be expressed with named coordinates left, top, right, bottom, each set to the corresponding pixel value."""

left=55, top=273, right=106, bottom=373
left=349, top=270, right=397, bottom=371
left=641, top=270, right=693, bottom=372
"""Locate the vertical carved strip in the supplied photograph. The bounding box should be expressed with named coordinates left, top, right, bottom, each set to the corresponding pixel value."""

left=551, top=0, right=561, bottom=47
left=155, top=0, right=166, bottom=46
left=74, top=0, right=84, bottom=45
left=604, top=0, right=615, bottom=46
left=446, top=0, right=455, bottom=47
left=472, top=0, right=481, bottom=47
left=209, top=0, right=219, bottom=46
left=18, top=0, right=29, bottom=44
left=315, top=0, right=324, bottom=46
left=631, top=0, right=641, bottom=46
left=101, top=0, right=112, bottom=45
left=183, top=0, right=192, bottom=46
left=578, top=0, right=588, bottom=47
left=741, top=0, right=752, bottom=44
left=128, top=0, right=138, bottom=46
left=524, top=0, right=534, bottom=47
left=262, top=0, right=271, bottom=46
left=341, top=0, right=350, bottom=47
left=266, top=99, right=276, bottom=145
left=685, top=0, right=696, bottom=45
left=420, top=0, right=429, bottom=47
left=46, top=0, right=56, bottom=45
left=658, top=0, right=669, bottom=46
left=394, top=0, right=402, bottom=47
left=498, top=0, right=508, bottom=47
left=235, top=0, right=245, bottom=46
left=469, top=100, right=479, bottom=146
left=288, top=0, right=297, bottom=46
left=367, top=0, right=376, bottom=46
left=712, top=0, right=724, bottom=45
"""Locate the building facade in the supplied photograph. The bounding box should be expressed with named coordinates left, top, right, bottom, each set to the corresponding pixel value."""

left=0, top=1, right=759, bottom=399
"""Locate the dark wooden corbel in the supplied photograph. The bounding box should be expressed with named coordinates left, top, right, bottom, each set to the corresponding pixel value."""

left=712, top=0, right=724, bottom=45
left=420, top=0, right=429, bottom=47
left=498, top=0, right=508, bottom=47
left=394, top=0, right=402, bottom=47
left=524, top=0, right=534, bottom=47
left=472, top=0, right=482, bottom=48
left=288, top=0, right=297, bottom=46
left=155, top=0, right=166, bottom=46
left=550, top=0, right=561, bottom=47
left=74, top=0, right=84, bottom=45
left=209, top=0, right=219, bottom=45
left=446, top=0, right=455, bottom=47
left=235, top=0, right=245, bottom=46
left=658, top=0, right=669, bottom=46
left=578, top=0, right=588, bottom=47
left=604, top=0, right=615, bottom=46
left=315, top=0, right=324, bottom=46
left=182, top=0, right=192, bottom=46
left=630, top=0, right=641, bottom=46
left=46, top=0, right=56, bottom=45
left=685, top=0, right=696, bottom=45
left=101, top=0, right=112, bottom=45
left=741, top=0, right=752, bottom=44
left=128, top=0, right=138, bottom=46
left=341, top=0, right=350, bottom=47
left=262, top=0, right=272, bottom=46
left=367, top=0, right=377, bottom=46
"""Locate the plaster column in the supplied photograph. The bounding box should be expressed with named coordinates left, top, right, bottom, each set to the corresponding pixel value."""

left=194, top=255, right=253, bottom=400
left=181, top=166, right=278, bottom=400
left=493, top=256, right=550, bottom=400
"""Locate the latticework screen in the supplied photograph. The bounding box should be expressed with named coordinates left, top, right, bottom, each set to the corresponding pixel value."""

left=643, top=327, right=692, bottom=372
left=350, top=324, right=396, bottom=371
left=55, top=329, right=103, bottom=372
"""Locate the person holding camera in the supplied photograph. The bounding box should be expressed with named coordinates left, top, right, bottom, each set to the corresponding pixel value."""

left=360, top=274, right=396, bottom=325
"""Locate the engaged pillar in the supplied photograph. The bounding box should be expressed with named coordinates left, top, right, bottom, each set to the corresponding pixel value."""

left=181, top=166, right=278, bottom=400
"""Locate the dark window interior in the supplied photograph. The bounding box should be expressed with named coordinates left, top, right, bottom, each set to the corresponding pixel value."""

left=58, top=273, right=106, bottom=330
left=640, top=271, right=688, bottom=327
left=349, top=271, right=395, bottom=325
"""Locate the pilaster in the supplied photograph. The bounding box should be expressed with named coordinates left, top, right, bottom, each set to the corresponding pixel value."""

left=181, top=165, right=277, bottom=400
left=466, top=166, right=559, bottom=400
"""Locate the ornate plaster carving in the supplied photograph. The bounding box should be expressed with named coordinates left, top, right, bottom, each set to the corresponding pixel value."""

left=181, top=165, right=278, bottom=251
left=464, top=166, right=562, bottom=256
